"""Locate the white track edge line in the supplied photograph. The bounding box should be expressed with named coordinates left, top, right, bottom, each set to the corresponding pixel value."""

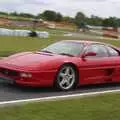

left=0, top=89, right=120, bottom=106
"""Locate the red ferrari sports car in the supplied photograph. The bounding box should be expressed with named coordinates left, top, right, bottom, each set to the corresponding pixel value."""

left=0, top=40, right=120, bottom=91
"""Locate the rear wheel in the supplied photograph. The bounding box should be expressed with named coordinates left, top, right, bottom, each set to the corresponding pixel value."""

left=55, top=65, right=77, bottom=91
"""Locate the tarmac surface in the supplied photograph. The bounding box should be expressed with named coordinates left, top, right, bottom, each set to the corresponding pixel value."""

left=0, top=83, right=120, bottom=102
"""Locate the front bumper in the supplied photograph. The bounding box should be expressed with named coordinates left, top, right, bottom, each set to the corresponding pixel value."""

left=0, top=70, right=57, bottom=87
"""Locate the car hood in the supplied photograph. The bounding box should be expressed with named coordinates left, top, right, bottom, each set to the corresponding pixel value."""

left=0, top=52, right=69, bottom=71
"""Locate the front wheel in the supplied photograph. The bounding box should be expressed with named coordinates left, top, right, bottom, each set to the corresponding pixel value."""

left=55, top=65, right=77, bottom=91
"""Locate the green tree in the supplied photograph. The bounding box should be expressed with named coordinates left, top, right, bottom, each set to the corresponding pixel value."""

left=75, top=12, right=86, bottom=29
left=9, top=11, right=18, bottom=16
left=103, top=17, right=119, bottom=28
left=42, top=10, right=57, bottom=21
left=63, top=16, right=74, bottom=23
left=0, top=11, right=8, bottom=16
left=37, top=13, right=43, bottom=19
left=55, top=13, right=63, bottom=22
left=19, top=13, right=35, bottom=18
left=86, top=15, right=103, bottom=26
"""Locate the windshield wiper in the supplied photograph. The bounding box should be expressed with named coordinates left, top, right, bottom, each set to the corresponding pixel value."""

left=41, top=50, right=53, bottom=54
left=59, top=53, right=74, bottom=57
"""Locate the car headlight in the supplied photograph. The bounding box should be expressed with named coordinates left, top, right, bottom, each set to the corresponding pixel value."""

left=20, top=73, right=32, bottom=78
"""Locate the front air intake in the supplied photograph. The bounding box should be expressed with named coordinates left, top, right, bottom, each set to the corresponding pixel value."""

left=0, top=68, right=19, bottom=77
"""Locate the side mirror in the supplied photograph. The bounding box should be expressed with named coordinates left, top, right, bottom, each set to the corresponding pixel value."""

left=82, top=52, right=97, bottom=59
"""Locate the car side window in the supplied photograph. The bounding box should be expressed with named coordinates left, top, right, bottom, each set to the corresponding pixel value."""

left=107, top=46, right=119, bottom=57
left=85, top=44, right=109, bottom=58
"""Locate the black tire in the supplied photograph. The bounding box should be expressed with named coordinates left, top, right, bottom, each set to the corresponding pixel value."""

left=29, top=31, right=37, bottom=37
left=55, top=64, right=78, bottom=91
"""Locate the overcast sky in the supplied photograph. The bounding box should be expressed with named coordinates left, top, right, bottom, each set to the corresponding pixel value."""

left=0, top=0, right=120, bottom=18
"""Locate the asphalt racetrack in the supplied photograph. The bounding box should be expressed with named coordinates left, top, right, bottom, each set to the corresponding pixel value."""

left=0, top=82, right=120, bottom=103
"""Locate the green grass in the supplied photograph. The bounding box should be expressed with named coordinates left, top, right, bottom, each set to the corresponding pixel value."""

left=0, top=36, right=58, bottom=56
left=0, top=93, right=120, bottom=120
left=0, top=32, right=120, bottom=57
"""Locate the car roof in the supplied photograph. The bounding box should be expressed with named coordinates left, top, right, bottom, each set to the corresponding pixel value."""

left=61, top=40, right=105, bottom=45
left=61, top=40, right=119, bottom=50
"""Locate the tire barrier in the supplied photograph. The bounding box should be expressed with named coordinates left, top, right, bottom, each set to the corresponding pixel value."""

left=0, top=28, right=49, bottom=38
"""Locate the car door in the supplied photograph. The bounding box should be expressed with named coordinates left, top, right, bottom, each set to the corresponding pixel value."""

left=105, top=46, right=120, bottom=82
left=79, top=44, right=115, bottom=85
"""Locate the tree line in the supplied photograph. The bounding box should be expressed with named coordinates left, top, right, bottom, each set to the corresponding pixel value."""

left=0, top=10, right=120, bottom=28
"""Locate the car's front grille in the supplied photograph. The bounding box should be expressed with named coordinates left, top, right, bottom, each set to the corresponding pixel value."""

left=0, top=68, right=19, bottom=77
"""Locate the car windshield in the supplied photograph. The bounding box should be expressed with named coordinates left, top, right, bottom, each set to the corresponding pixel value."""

left=41, top=41, right=84, bottom=56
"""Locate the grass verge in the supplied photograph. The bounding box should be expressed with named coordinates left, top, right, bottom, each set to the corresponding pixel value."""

left=0, top=33, right=120, bottom=57
left=0, top=93, right=120, bottom=120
